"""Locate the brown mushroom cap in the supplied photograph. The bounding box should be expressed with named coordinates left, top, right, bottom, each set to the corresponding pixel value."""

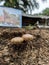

left=11, top=37, right=24, bottom=44
left=22, top=34, right=33, bottom=41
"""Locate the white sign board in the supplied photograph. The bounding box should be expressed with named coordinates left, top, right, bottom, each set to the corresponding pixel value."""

left=0, top=7, right=22, bottom=27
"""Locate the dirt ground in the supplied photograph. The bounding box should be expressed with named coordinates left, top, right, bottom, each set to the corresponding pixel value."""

left=0, top=27, right=49, bottom=65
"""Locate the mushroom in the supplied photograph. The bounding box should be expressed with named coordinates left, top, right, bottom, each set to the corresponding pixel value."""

left=22, top=34, right=34, bottom=41
left=11, top=37, right=24, bottom=45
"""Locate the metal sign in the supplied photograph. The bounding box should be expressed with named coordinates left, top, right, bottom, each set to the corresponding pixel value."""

left=0, top=7, right=22, bottom=27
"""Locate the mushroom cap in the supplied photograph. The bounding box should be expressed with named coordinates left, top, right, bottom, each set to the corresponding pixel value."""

left=22, top=34, right=33, bottom=41
left=11, top=37, right=24, bottom=44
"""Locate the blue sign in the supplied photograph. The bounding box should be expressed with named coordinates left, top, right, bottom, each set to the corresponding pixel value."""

left=0, top=7, right=22, bottom=27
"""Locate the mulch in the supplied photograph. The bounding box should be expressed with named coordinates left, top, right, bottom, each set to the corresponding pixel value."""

left=0, top=28, right=49, bottom=65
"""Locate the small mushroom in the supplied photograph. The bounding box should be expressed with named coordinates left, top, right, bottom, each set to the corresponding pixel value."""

left=22, top=34, right=34, bottom=41
left=11, top=37, right=24, bottom=44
